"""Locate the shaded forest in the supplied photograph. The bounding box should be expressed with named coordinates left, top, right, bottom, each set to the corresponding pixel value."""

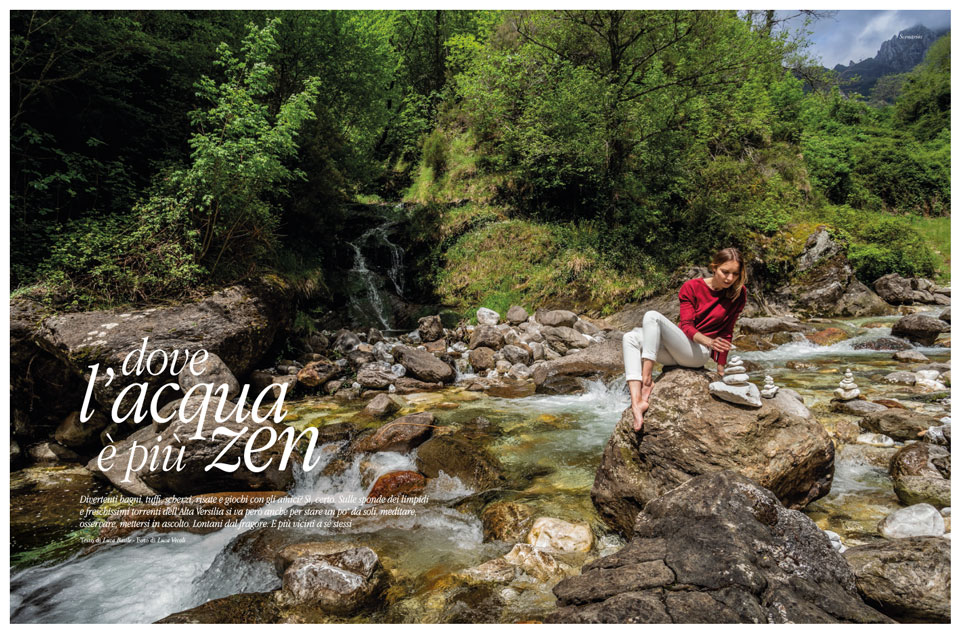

left=10, top=10, right=951, bottom=319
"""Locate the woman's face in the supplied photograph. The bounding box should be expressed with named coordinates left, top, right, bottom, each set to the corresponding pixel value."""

left=714, top=261, right=740, bottom=288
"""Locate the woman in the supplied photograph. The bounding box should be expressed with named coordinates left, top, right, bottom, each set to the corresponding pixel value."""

left=623, top=247, right=748, bottom=431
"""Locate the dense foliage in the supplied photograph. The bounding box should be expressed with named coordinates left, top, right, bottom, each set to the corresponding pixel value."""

left=9, top=10, right=951, bottom=315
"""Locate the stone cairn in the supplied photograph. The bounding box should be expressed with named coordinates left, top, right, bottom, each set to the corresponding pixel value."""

left=834, top=369, right=860, bottom=400
left=708, top=355, right=762, bottom=408
left=760, top=375, right=779, bottom=399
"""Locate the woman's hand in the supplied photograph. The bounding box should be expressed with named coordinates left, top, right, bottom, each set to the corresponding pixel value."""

left=707, top=336, right=732, bottom=353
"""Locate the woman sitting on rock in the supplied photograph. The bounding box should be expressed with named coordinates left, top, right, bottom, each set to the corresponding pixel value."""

left=623, top=247, right=748, bottom=431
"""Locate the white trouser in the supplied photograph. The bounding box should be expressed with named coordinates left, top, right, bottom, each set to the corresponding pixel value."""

left=623, top=310, right=710, bottom=381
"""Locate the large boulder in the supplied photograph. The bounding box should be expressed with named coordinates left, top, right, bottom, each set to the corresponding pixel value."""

left=352, top=412, right=435, bottom=453
left=875, top=273, right=951, bottom=306
left=280, top=547, right=388, bottom=614
left=890, top=314, right=950, bottom=346
left=889, top=442, right=951, bottom=508
left=843, top=537, right=950, bottom=623
left=540, top=326, right=590, bottom=354
left=736, top=316, right=811, bottom=335
left=547, top=471, right=891, bottom=623
left=392, top=345, right=454, bottom=384
left=536, top=309, right=578, bottom=328
left=415, top=434, right=506, bottom=491
left=26, top=284, right=291, bottom=425
left=532, top=338, right=624, bottom=389
left=592, top=368, right=834, bottom=536
left=417, top=315, right=444, bottom=342
left=468, top=325, right=504, bottom=351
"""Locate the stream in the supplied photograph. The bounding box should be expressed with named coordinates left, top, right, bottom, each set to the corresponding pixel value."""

left=9, top=310, right=951, bottom=623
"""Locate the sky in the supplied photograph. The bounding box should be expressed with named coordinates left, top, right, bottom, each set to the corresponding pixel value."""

left=781, top=10, right=951, bottom=68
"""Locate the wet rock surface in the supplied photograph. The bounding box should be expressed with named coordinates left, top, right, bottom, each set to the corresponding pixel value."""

left=549, top=471, right=891, bottom=623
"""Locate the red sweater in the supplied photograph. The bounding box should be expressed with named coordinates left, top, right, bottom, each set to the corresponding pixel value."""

left=678, top=277, right=747, bottom=367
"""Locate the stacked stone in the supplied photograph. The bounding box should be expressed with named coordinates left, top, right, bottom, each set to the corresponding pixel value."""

left=834, top=369, right=860, bottom=400
left=761, top=375, right=779, bottom=399
left=708, top=356, right=762, bottom=408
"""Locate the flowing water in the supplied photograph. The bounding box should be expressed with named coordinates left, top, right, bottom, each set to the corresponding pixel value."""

left=9, top=313, right=951, bottom=623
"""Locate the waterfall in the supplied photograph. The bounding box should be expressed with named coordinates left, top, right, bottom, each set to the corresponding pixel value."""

left=344, top=219, right=407, bottom=330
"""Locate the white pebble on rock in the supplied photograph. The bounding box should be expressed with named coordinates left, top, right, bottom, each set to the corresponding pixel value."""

left=856, top=433, right=894, bottom=447
left=477, top=307, right=500, bottom=326
left=878, top=503, right=945, bottom=539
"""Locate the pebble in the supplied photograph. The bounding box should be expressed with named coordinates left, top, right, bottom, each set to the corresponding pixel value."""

left=879, top=503, right=946, bottom=539
left=856, top=433, right=894, bottom=447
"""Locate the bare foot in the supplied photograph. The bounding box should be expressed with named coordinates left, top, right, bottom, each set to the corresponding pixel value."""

left=632, top=400, right=649, bottom=432
left=640, top=379, right=654, bottom=405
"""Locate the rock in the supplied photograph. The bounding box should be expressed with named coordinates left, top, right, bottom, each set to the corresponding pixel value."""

left=87, top=399, right=295, bottom=496
left=540, top=326, right=590, bottom=354
left=177, top=352, right=241, bottom=402
left=355, top=364, right=397, bottom=390
left=353, top=412, right=435, bottom=453
left=366, top=470, right=427, bottom=502
left=502, top=543, right=574, bottom=582
left=874, top=273, right=919, bottom=305
left=468, top=346, right=495, bottom=372
left=156, top=592, right=282, bottom=624
left=536, top=375, right=588, bottom=395
left=275, top=541, right=359, bottom=576
left=769, top=388, right=815, bottom=420
left=415, top=435, right=505, bottom=491
left=893, top=349, right=929, bottom=363
left=54, top=410, right=110, bottom=450
left=834, top=420, right=861, bottom=444
left=249, top=371, right=297, bottom=399
left=831, top=399, right=888, bottom=415
left=526, top=517, right=593, bottom=553
left=592, top=368, right=834, bottom=536
left=26, top=441, right=81, bottom=463
left=883, top=370, right=917, bottom=386
left=860, top=409, right=941, bottom=442
left=939, top=308, right=950, bottom=323
left=891, top=314, right=950, bottom=346
left=360, top=393, right=404, bottom=419
left=844, top=537, right=950, bottom=623
left=915, top=361, right=951, bottom=373
left=500, top=344, right=530, bottom=365
left=505, top=305, right=529, bottom=325
left=798, top=225, right=844, bottom=271
left=894, top=476, right=951, bottom=508
left=333, top=330, right=361, bottom=353
left=495, top=359, right=512, bottom=373
left=297, top=359, right=339, bottom=388
left=468, top=325, right=504, bottom=351
left=392, top=376, right=443, bottom=393
left=878, top=504, right=945, bottom=539
left=417, top=315, right=444, bottom=342
left=281, top=547, right=387, bottom=613
left=476, top=307, right=500, bottom=326
left=532, top=338, right=623, bottom=387
left=506, top=363, right=532, bottom=380
left=736, top=316, right=810, bottom=335
left=548, top=471, right=891, bottom=623
left=392, top=345, right=454, bottom=384
left=806, top=328, right=849, bottom=346
left=536, top=309, right=578, bottom=328
left=708, top=381, right=762, bottom=407
left=99, top=491, right=287, bottom=539
left=574, top=319, right=601, bottom=336
left=852, top=337, right=914, bottom=351
left=481, top=502, right=535, bottom=543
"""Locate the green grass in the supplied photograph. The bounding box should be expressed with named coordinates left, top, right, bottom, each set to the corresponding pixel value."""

left=903, top=215, right=951, bottom=283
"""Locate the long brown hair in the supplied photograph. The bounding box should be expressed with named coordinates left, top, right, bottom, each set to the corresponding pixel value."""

left=709, top=247, right=746, bottom=301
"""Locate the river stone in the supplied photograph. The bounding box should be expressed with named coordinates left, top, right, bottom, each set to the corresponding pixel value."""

left=481, top=502, right=535, bottom=543
left=852, top=337, right=914, bottom=351
left=894, top=476, right=951, bottom=508
left=843, top=536, right=950, bottom=623
left=505, top=305, right=529, bottom=325
left=532, top=338, right=623, bottom=387
left=468, top=346, right=495, bottom=371
left=830, top=399, right=888, bottom=415
left=502, top=328, right=521, bottom=346
left=360, top=393, right=404, bottom=419
left=766, top=388, right=814, bottom=420
left=915, top=361, right=951, bottom=373
left=540, top=326, right=590, bottom=354
left=27, top=441, right=81, bottom=463
left=501, top=543, right=574, bottom=582
left=874, top=273, right=920, bottom=305
left=468, top=325, right=504, bottom=351
left=155, top=592, right=283, bottom=624
left=281, top=547, right=387, bottom=613
left=297, top=359, right=339, bottom=388
left=352, top=412, right=435, bottom=453
left=476, top=307, right=500, bottom=326
left=860, top=409, right=940, bottom=442
left=526, top=517, right=594, bottom=553
left=392, top=345, right=454, bottom=384
left=939, top=308, right=950, bottom=323
left=417, top=315, right=444, bottom=342
left=891, top=314, right=950, bottom=346
left=536, top=374, right=588, bottom=395
left=334, top=330, right=361, bottom=354
left=592, top=368, right=834, bottom=536
left=274, top=541, right=359, bottom=576
left=708, top=381, right=762, bottom=407
left=878, top=504, right=945, bottom=539
left=506, top=363, right=532, bottom=380
left=366, top=470, right=427, bottom=502
left=805, top=327, right=849, bottom=346
left=736, top=316, right=810, bottom=335
left=536, top=309, right=578, bottom=328
left=883, top=370, right=916, bottom=386
left=415, top=434, right=506, bottom=491
left=548, top=470, right=891, bottom=624
left=893, top=349, right=929, bottom=363
left=501, top=344, right=530, bottom=365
